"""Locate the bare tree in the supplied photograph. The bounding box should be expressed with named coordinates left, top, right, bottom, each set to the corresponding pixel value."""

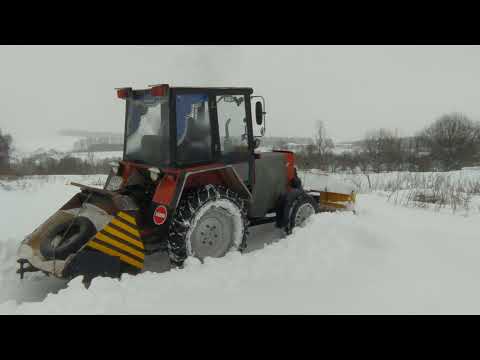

left=0, top=129, right=12, bottom=173
left=87, top=150, right=95, bottom=165
left=315, top=120, right=334, bottom=157
left=361, top=128, right=403, bottom=173
left=421, top=112, right=480, bottom=170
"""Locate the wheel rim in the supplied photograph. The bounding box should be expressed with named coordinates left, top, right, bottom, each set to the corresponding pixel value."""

left=50, top=235, right=64, bottom=248
left=50, top=226, right=79, bottom=249
left=294, top=203, right=315, bottom=227
left=189, top=207, right=234, bottom=259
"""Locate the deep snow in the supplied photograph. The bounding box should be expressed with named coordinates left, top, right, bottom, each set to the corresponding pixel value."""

left=1, top=174, right=480, bottom=314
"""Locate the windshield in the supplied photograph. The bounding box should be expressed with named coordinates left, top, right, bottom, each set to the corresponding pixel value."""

left=124, top=92, right=170, bottom=165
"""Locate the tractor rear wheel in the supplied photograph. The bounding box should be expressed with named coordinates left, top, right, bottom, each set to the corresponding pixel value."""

left=167, top=185, right=248, bottom=266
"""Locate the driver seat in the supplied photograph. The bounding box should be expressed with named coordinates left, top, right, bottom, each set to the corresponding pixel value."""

left=177, top=116, right=212, bottom=162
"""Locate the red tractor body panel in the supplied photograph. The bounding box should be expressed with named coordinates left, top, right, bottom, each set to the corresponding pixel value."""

left=272, top=150, right=296, bottom=187
left=153, top=174, right=179, bottom=206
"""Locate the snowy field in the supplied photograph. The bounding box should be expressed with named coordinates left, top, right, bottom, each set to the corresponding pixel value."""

left=301, top=168, right=480, bottom=193
left=1, top=173, right=480, bottom=314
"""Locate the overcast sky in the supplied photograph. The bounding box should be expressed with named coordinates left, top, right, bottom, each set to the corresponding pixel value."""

left=1, top=45, right=480, bottom=151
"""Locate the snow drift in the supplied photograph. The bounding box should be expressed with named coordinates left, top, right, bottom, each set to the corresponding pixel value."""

left=1, top=174, right=480, bottom=314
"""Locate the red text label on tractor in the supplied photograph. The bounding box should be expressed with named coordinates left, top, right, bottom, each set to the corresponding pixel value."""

left=153, top=205, right=168, bottom=225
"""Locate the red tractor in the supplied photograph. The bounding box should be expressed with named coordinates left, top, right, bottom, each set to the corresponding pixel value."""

left=16, top=84, right=355, bottom=282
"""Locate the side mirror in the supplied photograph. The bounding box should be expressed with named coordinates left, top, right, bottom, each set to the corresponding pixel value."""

left=255, top=101, right=263, bottom=125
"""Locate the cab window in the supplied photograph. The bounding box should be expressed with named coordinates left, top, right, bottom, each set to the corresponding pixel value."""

left=216, top=95, right=249, bottom=161
left=176, top=94, right=212, bottom=163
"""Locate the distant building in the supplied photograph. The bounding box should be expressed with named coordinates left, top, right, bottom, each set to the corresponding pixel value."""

left=72, top=134, right=124, bottom=152
left=283, top=143, right=310, bottom=152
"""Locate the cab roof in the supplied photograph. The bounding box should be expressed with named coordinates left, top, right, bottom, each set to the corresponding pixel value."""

left=116, top=84, right=254, bottom=98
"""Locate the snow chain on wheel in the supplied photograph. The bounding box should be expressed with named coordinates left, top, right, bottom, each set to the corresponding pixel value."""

left=167, top=185, right=249, bottom=266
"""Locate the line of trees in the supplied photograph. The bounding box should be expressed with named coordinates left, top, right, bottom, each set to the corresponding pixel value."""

left=0, top=128, right=116, bottom=176
left=14, top=156, right=115, bottom=176
left=296, top=113, right=480, bottom=173
left=2, top=111, right=480, bottom=177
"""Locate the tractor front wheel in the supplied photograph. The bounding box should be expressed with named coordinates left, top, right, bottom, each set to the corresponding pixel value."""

left=285, top=193, right=319, bottom=235
left=167, top=185, right=248, bottom=267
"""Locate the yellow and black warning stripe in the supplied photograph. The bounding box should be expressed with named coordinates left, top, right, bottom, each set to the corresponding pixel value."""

left=86, top=211, right=145, bottom=270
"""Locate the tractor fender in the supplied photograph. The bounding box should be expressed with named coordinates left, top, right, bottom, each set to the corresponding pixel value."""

left=152, top=165, right=252, bottom=222
left=178, top=165, right=252, bottom=206
left=275, top=188, right=305, bottom=229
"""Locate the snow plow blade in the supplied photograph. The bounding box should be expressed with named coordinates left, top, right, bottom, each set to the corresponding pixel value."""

left=16, top=184, right=145, bottom=281
left=301, top=171, right=357, bottom=213
left=307, top=190, right=356, bottom=213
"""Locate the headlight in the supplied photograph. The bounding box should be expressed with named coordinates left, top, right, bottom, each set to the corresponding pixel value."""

left=148, top=167, right=162, bottom=182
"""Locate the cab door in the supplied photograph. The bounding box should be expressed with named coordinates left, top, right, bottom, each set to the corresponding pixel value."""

left=213, top=93, right=254, bottom=185
left=173, top=92, right=214, bottom=166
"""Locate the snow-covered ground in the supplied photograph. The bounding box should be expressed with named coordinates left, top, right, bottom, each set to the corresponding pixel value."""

left=1, top=173, right=480, bottom=314
left=302, top=168, right=480, bottom=195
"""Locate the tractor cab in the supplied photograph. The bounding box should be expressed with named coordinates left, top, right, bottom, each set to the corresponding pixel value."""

left=116, top=85, right=264, bottom=188
left=116, top=85, right=290, bottom=223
